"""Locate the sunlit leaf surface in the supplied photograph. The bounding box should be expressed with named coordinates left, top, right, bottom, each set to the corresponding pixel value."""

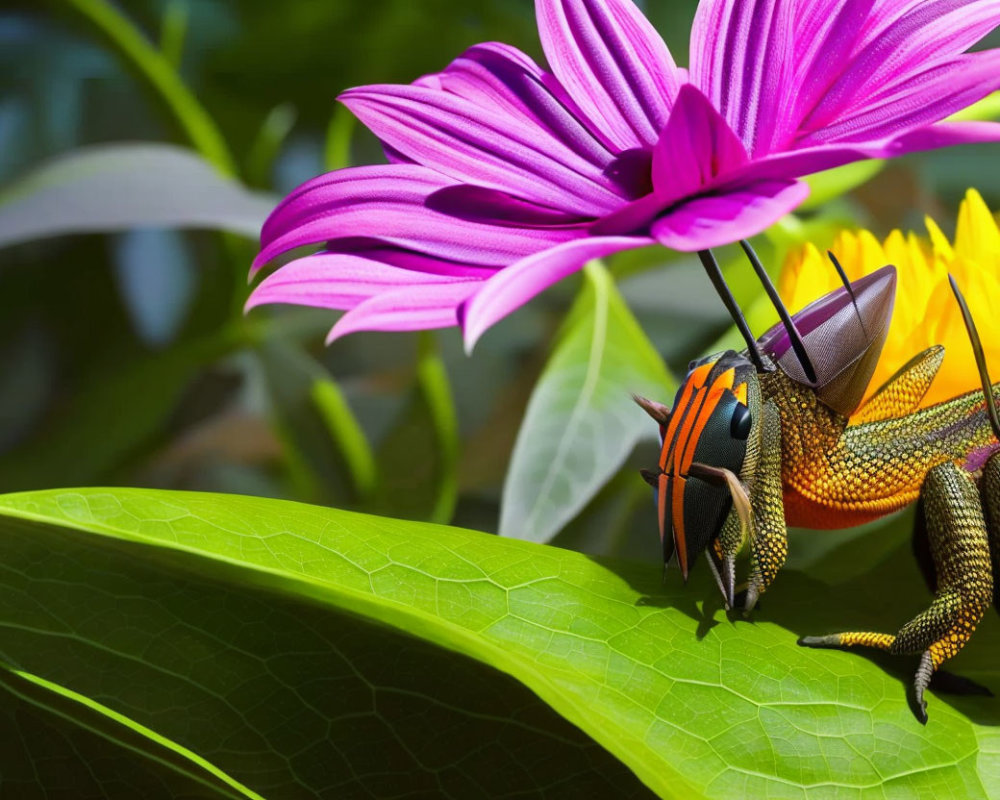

left=1, top=489, right=998, bottom=798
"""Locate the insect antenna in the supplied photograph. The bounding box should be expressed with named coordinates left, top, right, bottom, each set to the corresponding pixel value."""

left=696, top=249, right=767, bottom=372
left=948, top=274, right=1000, bottom=442
left=739, top=240, right=817, bottom=384
left=827, top=250, right=867, bottom=338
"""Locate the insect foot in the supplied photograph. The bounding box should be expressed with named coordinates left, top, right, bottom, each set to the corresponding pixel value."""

left=799, top=462, right=993, bottom=723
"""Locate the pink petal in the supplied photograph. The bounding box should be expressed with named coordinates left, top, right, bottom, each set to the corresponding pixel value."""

left=689, top=0, right=797, bottom=158
left=858, top=0, right=992, bottom=60
left=425, top=185, right=587, bottom=227
left=800, top=50, right=1000, bottom=145
left=254, top=164, right=581, bottom=271
left=340, top=83, right=627, bottom=216
left=651, top=85, right=748, bottom=208
left=650, top=180, right=809, bottom=252
left=460, top=235, right=652, bottom=350
left=780, top=0, right=875, bottom=148
left=736, top=121, right=1000, bottom=183
left=327, top=280, right=484, bottom=342
left=426, top=42, right=616, bottom=167
left=781, top=0, right=1000, bottom=147
left=536, top=0, right=681, bottom=150
left=247, top=251, right=491, bottom=313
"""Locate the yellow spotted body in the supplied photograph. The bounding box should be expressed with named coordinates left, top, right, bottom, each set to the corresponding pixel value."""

left=763, top=368, right=1000, bottom=529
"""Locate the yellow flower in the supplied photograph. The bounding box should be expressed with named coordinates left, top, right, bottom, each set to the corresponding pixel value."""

left=777, top=189, right=1000, bottom=410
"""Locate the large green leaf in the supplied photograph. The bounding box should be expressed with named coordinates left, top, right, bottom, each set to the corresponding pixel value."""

left=1, top=488, right=999, bottom=798
left=499, top=262, right=675, bottom=543
left=0, top=492, right=650, bottom=798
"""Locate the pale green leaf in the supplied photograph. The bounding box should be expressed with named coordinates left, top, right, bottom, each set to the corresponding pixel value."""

left=0, top=145, right=274, bottom=250
left=499, top=261, right=675, bottom=543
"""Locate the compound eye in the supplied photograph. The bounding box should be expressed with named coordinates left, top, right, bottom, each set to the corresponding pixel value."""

left=730, top=404, right=752, bottom=440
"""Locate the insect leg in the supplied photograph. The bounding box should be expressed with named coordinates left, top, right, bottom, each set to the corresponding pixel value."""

left=978, top=450, right=1000, bottom=614
left=801, top=461, right=992, bottom=723
left=744, top=400, right=787, bottom=613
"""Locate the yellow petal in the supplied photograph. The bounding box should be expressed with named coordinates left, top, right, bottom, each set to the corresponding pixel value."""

left=778, top=189, right=1000, bottom=409
left=955, top=188, right=1000, bottom=262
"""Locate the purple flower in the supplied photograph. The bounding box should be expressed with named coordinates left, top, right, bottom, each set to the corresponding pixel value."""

left=249, top=0, right=1000, bottom=349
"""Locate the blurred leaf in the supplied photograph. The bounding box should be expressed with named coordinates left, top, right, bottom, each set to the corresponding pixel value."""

left=372, top=332, right=459, bottom=524
left=0, top=333, right=231, bottom=491
left=113, top=228, right=197, bottom=348
left=64, top=0, right=235, bottom=175
left=0, top=489, right=651, bottom=798
left=2, top=489, right=1000, bottom=798
left=246, top=103, right=297, bottom=188
left=550, top=469, right=655, bottom=560
left=255, top=339, right=371, bottom=504
left=0, top=144, right=273, bottom=250
left=499, top=261, right=674, bottom=543
left=802, top=160, right=885, bottom=211
left=0, top=665, right=261, bottom=800
left=0, top=322, right=55, bottom=452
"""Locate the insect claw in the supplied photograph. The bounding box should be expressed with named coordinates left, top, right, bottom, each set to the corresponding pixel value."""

left=722, top=555, right=736, bottom=610
left=705, top=555, right=730, bottom=609
left=912, top=650, right=933, bottom=725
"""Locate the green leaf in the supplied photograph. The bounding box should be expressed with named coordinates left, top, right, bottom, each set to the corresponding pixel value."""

left=4, top=489, right=997, bottom=798
left=0, top=492, right=650, bottom=798
left=499, top=262, right=675, bottom=543
left=0, top=665, right=262, bottom=799
left=0, top=145, right=274, bottom=250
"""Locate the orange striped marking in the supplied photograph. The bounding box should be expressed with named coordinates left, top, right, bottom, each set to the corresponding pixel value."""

left=657, top=472, right=669, bottom=544
left=673, top=476, right=688, bottom=576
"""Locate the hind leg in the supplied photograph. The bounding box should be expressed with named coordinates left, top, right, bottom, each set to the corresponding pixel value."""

left=800, top=461, right=993, bottom=722
left=979, top=451, right=1000, bottom=613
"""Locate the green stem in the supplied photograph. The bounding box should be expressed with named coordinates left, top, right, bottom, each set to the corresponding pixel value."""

left=310, top=379, right=377, bottom=503
left=417, top=332, right=460, bottom=525
left=62, top=0, right=236, bottom=177
left=159, top=0, right=189, bottom=71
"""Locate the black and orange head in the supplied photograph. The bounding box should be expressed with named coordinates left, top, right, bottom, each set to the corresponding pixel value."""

left=637, top=351, right=757, bottom=579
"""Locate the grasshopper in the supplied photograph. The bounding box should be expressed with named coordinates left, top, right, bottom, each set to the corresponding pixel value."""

left=636, top=242, right=1000, bottom=722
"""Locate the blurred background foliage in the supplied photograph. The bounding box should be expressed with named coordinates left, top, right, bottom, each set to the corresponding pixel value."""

left=0, top=0, right=998, bottom=565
